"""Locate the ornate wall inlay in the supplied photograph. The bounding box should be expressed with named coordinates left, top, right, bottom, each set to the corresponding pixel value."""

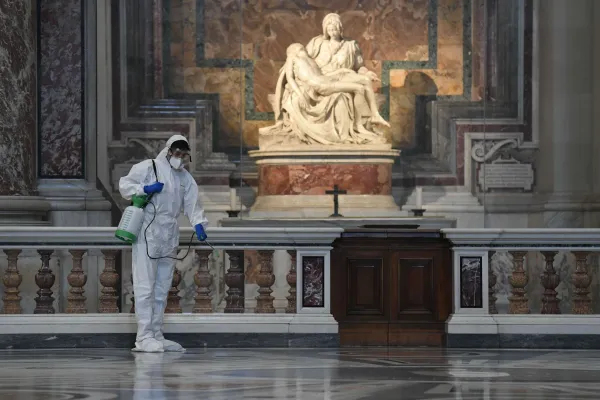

left=470, top=135, right=535, bottom=193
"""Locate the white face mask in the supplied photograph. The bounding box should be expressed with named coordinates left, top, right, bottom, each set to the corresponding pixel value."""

left=169, top=156, right=184, bottom=170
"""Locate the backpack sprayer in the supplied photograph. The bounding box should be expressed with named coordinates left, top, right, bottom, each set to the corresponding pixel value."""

left=115, top=160, right=213, bottom=259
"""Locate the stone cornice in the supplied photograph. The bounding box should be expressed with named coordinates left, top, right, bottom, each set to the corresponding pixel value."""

left=443, top=228, right=600, bottom=248
left=0, top=226, right=343, bottom=249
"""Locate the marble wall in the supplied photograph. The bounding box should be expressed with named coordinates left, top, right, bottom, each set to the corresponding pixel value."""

left=0, top=0, right=36, bottom=196
left=167, top=0, right=471, bottom=150
left=38, top=0, right=85, bottom=178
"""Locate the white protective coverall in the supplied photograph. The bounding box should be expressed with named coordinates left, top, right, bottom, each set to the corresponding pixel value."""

left=119, top=134, right=208, bottom=353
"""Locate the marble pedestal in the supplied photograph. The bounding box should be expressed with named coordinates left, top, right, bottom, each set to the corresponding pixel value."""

left=248, top=145, right=401, bottom=218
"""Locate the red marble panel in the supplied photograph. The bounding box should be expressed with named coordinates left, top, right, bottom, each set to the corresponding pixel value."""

left=258, top=164, right=392, bottom=196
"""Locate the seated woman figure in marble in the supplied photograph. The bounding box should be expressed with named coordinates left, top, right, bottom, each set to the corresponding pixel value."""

left=259, top=13, right=388, bottom=148
left=284, top=43, right=389, bottom=129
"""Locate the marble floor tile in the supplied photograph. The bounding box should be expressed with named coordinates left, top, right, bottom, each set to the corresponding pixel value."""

left=1, top=348, right=600, bottom=399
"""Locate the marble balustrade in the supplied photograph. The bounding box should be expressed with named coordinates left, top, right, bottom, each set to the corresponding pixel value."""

left=443, top=229, right=600, bottom=316
left=0, top=227, right=341, bottom=316
left=441, top=229, right=600, bottom=348
left=0, top=248, right=289, bottom=315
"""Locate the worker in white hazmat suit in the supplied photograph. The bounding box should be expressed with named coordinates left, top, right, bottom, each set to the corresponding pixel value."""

left=119, top=134, right=208, bottom=353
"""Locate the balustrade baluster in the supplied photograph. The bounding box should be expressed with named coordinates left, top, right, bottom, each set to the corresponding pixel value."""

left=488, top=251, right=498, bottom=314
left=286, top=250, right=297, bottom=314
left=66, top=250, right=87, bottom=313
left=224, top=250, right=245, bottom=313
left=99, top=250, right=120, bottom=313
left=34, top=250, right=55, bottom=314
left=255, top=250, right=275, bottom=313
left=540, top=251, right=560, bottom=314
left=193, top=250, right=213, bottom=313
left=572, top=251, right=592, bottom=314
left=508, top=251, right=529, bottom=314
left=130, top=274, right=135, bottom=313
left=2, top=249, right=22, bottom=314
left=165, top=267, right=182, bottom=313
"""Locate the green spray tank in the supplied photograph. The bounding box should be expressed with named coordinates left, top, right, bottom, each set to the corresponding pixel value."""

left=115, top=160, right=159, bottom=244
left=114, top=194, right=152, bottom=244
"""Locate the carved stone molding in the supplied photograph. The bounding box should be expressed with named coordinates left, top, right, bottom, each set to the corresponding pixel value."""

left=99, top=250, right=120, bottom=313
left=2, top=250, right=23, bottom=314
left=471, top=138, right=519, bottom=163
left=508, top=251, right=529, bottom=314
left=572, top=251, right=592, bottom=314
left=540, top=251, right=560, bottom=314
left=193, top=250, right=213, bottom=313
left=465, top=132, right=536, bottom=193
left=255, top=250, right=276, bottom=313
left=224, top=250, right=245, bottom=313
left=66, top=250, right=87, bottom=313
left=286, top=250, right=297, bottom=314
left=34, top=250, right=56, bottom=314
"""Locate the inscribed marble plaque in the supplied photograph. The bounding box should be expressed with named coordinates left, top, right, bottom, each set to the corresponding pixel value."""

left=478, top=162, right=534, bottom=192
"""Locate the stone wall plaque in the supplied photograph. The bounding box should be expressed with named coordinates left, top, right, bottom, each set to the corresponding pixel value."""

left=477, top=161, right=534, bottom=192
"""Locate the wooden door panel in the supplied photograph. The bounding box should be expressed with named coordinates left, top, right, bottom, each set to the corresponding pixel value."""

left=346, top=258, right=385, bottom=316
left=388, top=326, right=445, bottom=346
left=395, top=257, right=436, bottom=320
left=340, top=322, right=389, bottom=346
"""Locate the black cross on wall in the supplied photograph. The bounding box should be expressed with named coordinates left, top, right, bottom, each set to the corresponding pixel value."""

left=325, top=185, right=347, bottom=217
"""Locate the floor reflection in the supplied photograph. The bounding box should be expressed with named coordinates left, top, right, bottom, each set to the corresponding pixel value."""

left=0, top=348, right=599, bottom=399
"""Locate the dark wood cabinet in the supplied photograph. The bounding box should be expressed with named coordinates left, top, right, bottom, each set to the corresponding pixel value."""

left=331, top=228, right=452, bottom=346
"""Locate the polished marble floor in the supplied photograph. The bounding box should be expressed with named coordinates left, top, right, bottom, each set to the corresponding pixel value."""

left=1, top=348, right=600, bottom=399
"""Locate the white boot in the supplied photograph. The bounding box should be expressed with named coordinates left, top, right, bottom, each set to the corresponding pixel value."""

left=160, top=338, right=185, bottom=352
left=132, top=337, right=164, bottom=353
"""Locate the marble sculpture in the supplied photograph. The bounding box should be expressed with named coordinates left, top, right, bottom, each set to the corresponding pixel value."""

left=259, top=13, right=389, bottom=148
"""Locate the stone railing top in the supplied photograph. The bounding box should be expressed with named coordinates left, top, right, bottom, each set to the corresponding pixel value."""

left=442, top=228, right=600, bottom=249
left=0, top=227, right=343, bottom=250
left=4, top=226, right=597, bottom=250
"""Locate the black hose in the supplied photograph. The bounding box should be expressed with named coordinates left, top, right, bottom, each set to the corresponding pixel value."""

left=143, top=200, right=211, bottom=261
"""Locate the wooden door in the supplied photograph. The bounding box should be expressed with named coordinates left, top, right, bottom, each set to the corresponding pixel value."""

left=332, top=248, right=391, bottom=346
left=388, top=250, right=451, bottom=346
left=331, top=230, right=452, bottom=346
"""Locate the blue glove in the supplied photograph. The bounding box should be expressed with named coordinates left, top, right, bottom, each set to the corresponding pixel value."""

left=195, top=224, right=207, bottom=241
left=143, top=182, right=164, bottom=194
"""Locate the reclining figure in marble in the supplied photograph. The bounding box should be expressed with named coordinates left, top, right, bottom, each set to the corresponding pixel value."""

left=286, top=43, right=389, bottom=130
left=259, top=38, right=390, bottom=148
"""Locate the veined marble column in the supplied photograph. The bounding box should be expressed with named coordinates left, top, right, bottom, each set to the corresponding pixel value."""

left=536, top=0, right=595, bottom=227
left=593, top=2, right=600, bottom=198
left=0, top=0, right=50, bottom=224
left=0, top=0, right=36, bottom=195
